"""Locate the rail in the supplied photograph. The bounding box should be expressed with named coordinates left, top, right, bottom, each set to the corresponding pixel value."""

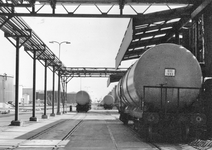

left=7, top=113, right=86, bottom=149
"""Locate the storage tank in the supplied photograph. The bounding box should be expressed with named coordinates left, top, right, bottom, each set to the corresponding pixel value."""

left=119, top=43, right=202, bottom=112
left=103, top=95, right=114, bottom=109
left=75, top=91, right=90, bottom=105
left=0, top=74, right=14, bottom=103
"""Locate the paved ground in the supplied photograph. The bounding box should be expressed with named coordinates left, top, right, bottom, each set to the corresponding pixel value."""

left=0, top=109, right=77, bottom=149
left=65, top=119, right=153, bottom=150
left=0, top=109, right=197, bottom=150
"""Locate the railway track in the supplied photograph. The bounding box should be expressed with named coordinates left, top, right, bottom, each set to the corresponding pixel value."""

left=126, top=122, right=183, bottom=150
left=53, top=114, right=86, bottom=150
left=6, top=113, right=86, bottom=150
left=105, top=112, right=166, bottom=150
left=7, top=119, right=67, bottom=150
left=3, top=110, right=188, bottom=150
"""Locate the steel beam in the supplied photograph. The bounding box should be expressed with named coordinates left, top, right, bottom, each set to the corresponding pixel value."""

left=62, top=67, right=127, bottom=77
left=33, top=0, right=201, bottom=4
left=61, top=77, right=67, bottom=114
left=29, top=49, right=38, bottom=122
left=204, top=5, right=212, bottom=136
left=42, top=59, right=49, bottom=119
left=57, top=70, right=62, bottom=115
left=133, top=7, right=191, bottom=26
left=0, top=1, right=194, bottom=18
left=65, top=80, right=67, bottom=113
left=10, top=37, right=22, bottom=126
left=0, top=16, right=12, bottom=29
left=191, top=0, right=212, bottom=19
left=5, top=31, right=30, bottom=126
left=50, top=66, right=56, bottom=117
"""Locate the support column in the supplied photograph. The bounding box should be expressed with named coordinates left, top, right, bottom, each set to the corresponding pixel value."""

left=62, top=78, right=67, bottom=114
left=57, top=70, right=61, bottom=115
left=42, top=60, right=49, bottom=119
left=50, top=66, right=56, bottom=117
left=65, top=80, right=68, bottom=113
left=203, top=3, right=212, bottom=137
left=5, top=30, right=31, bottom=126
left=181, top=28, right=190, bottom=49
left=175, top=30, right=180, bottom=44
left=204, top=4, right=212, bottom=76
left=62, top=80, right=65, bottom=114
left=10, top=37, right=22, bottom=126
left=30, top=49, right=38, bottom=121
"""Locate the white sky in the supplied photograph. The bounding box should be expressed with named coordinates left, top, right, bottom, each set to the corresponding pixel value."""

left=0, top=4, right=186, bottom=101
left=0, top=17, right=133, bottom=101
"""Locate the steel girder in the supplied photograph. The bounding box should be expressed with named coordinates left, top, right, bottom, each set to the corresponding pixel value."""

left=62, top=67, right=127, bottom=77
left=0, top=0, right=64, bottom=74
left=115, top=0, right=212, bottom=67
left=0, top=0, right=203, bottom=17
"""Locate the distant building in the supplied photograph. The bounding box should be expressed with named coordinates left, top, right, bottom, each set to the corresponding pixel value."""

left=16, top=85, right=23, bottom=103
left=67, top=92, right=76, bottom=104
left=22, top=94, right=30, bottom=104
left=36, top=91, right=76, bottom=105
left=23, top=88, right=33, bottom=103
left=36, top=91, right=54, bottom=105
left=0, top=74, right=14, bottom=103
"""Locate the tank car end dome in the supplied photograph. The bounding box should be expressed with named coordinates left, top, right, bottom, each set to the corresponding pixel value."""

left=103, top=95, right=114, bottom=105
left=75, top=90, right=91, bottom=105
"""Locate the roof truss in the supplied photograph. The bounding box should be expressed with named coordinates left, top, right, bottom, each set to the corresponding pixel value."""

left=0, top=0, right=203, bottom=17
left=116, top=0, right=212, bottom=67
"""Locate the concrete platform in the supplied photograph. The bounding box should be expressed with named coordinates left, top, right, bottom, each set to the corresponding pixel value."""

left=0, top=110, right=188, bottom=150
left=65, top=119, right=152, bottom=150
left=0, top=111, right=77, bottom=149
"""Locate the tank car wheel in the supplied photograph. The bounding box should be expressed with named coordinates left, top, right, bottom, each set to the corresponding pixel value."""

left=122, top=115, right=129, bottom=125
left=180, top=124, right=190, bottom=142
left=120, top=113, right=128, bottom=125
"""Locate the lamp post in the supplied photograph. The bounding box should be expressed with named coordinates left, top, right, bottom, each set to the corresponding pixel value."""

left=49, top=41, right=70, bottom=115
left=49, top=41, right=71, bottom=59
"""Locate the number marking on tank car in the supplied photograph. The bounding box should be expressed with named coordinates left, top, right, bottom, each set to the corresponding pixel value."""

left=165, top=68, right=176, bottom=77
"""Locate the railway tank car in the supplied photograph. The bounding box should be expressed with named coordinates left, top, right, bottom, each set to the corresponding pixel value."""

left=116, top=43, right=206, bottom=140
left=75, top=91, right=91, bottom=112
left=102, top=95, right=114, bottom=110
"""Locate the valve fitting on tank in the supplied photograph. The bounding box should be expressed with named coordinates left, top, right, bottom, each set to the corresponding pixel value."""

left=190, top=113, right=206, bottom=126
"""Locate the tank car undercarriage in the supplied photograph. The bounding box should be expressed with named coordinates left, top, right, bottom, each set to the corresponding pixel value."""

left=119, top=106, right=207, bottom=141
left=103, top=104, right=113, bottom=110
left=76, top=104, right=90, bottom=112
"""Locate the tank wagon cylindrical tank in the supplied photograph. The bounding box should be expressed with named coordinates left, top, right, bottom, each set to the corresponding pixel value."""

left=102, top=95, right=114, bottom=110
left=75, top=91, right=91, bottom=112
left=116, top=43, right=206, bottom=140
